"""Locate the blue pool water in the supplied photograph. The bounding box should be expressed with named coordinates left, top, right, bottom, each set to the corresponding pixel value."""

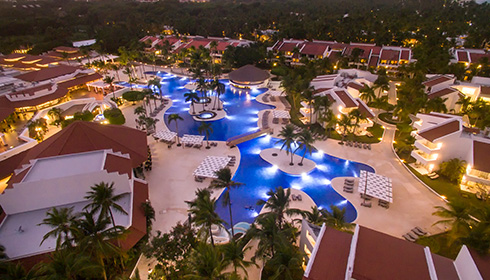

left=151, top=72, right=374, bottom=226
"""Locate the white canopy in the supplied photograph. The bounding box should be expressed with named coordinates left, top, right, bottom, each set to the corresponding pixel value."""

left=153, top=130, right=177, bottom=142
left=193, top=156, right=231, bottom=178
left=358, top=170, right=393, bottom=203
left=181, top=134, right=205, bottom=145
left=272, top=110, right=291, bottom=119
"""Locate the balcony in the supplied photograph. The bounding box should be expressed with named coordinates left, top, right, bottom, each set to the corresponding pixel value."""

left=414, top=140, right=441, bottom=154
left=300, top=107, right=312, bottom=118
left=411, top=150, right=438, bottom=164
left=465, top=169, right=490, bottom=186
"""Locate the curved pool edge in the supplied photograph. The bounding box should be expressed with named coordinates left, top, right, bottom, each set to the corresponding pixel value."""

left=329, top=176, right=361, bottom=224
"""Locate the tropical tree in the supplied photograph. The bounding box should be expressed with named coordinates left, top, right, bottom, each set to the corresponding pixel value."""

left=198, top=121, right=213, bottom=149
left=433, top=201, right=474, bottom=242
left=39, top=207, right=78, bottom=249
left=324, top=205, right=354, bottom=232
left=148, top=77, right=162, bottom=98
left=261, top=238, right=304, bottom=280
left=83, top=182, right=128, bottom=230
left=359, top=85, right=376, bottom=104
left=0, top=262, right=40, bottom=280
left=47, top=107, right=63, bottom=127
left=186, top=188, right=224, bottom=247
left=196, top=78, right=209, bottom=112
left=303, top=206, right=327, bottom=226
left=37, top=249, right=103, bottom=280
left=103, top=76, right=116, bottom=99
left=209, top=167, right=243, bottom=237
left=337, top=114, right=352, bottom=143
left=134, top=105, right=146, bottom=117
left=247, top=214, right=280, bottom=260
left=211, top=79, right=225, bottom=110
left=257, top=186, right=302, bottom=230
left=220, top=240, right=255, bottom=276
left=295, top=129, right=315, bottom=166
left=302, top=87, right=315, bottom=124
left=349, top=109, right=365, bottom=135
left=276, top=124, right=298, bottom=165
left=168, top=113, right=183, bottom=146
left=438, top=158, right=467, bottom=184
left=456, top=96, right=472, bottom=114
left=424, top=97, right=448, bottom=113
left=28, top=118, right=48, bottom=142
left=184, top=91, right=200, bottom=114
left=184, top=242, right=230, bottom=279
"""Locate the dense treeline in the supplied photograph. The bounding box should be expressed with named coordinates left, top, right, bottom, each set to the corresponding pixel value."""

left=0, top=0, right=489, bottom=54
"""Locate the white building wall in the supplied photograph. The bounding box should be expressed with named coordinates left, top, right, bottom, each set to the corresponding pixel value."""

left=454, top=245, right=483, bottom=280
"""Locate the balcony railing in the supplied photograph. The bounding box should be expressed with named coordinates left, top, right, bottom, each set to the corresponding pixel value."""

left=412, top=150, right=438, bottom=162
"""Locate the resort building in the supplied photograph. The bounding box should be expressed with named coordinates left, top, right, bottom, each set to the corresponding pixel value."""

left=301, top=223, right=489, bottom=280
left=300, top=69, right=376, bottom=133
left=450, top=47, right=490, bottom=67
left=0, top=122, right=149, bottom=267
left=451, top=76, right=490, bottom=103
left=422, top=74, right=463, bottom=112
left=410, top=112, right=490, bottom=192
left=268, top=39, right=415, bottom=70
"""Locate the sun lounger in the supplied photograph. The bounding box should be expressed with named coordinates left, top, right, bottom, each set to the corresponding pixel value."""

left=427, top=172, right=436, bottom=177
left=361, top=201, right=372, bottom=207
left=414, top=227, right=427, bottom=235
left=345, top=181, right=355, bottom=186
left=360, top=193, right=372, bottom=200
left=345, top=179, right=355, bottom=183
left=343, top=188, right=353, bottom=193
left=403, top=234, right=416, bottom=242
left=367, top=144, right=371, bottom=150
left=407, top=232, right=419, bottom=240
left=429, top=174, right=439, bottom=179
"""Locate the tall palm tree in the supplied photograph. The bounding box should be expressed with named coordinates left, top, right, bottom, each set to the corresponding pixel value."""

left=349, top=109, right=365, bottom=135
left=262, top=238, right=304, bottom=280
left=37, top=249, right=103, bottom=280
left=303, top=206, right=327, bottom=226
left=134, top=105, right=147, bottom=117
left=220, top=240, right=255, bottom=276
left=302, top=87, right=315, bottom=124
left=324, top=205, right=354, bottom=232
left=209, top=167, right=243, bottom=237
left=198, top=121, right=213, bottom=149
left=425, top=97, right=448, bottom=113
left=196, top=78, right=209, bottom=112
left=338, top=114, right=352, bottom=144
left=359, top=85, right=376, bottom=104
left=247, top=213, right=280, bottom=260
left=295, top=129, right=315, bottom=166
left=211, top=79, right=225, bottom=110
left=148, top=77, right=163, bottom=99
left=74, top=211, right=125, bottom=280
left=47, top=107, right=63, bottom=127
left=456, top=95, right=472, bottom=114
left=276, top=124, right=298, bottom=166
left=168, top=113, right=184, bottom=146
left=433, top=201, right=474, bottom=241
left=257, top=186, right=302, bottom=230
left=186, top=188, right=224, bottom=247
left=103, top=76, right=116, bottom=99
left=83, top=182, right=128, bottom=230
left=184, top=91, right=200, bottom=114
left=39, top=207, right=78, bottom=249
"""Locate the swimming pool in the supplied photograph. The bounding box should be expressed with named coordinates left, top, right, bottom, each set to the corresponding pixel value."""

left=153, top=72, right=374, bottom=225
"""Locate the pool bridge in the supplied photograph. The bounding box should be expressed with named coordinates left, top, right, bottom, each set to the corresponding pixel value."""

left=226, top=128, right=273, bottom=147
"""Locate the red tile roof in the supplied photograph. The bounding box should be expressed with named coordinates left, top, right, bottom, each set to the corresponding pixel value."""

left=53, top=46, right=79, bottom=53
left=58, top=72, right=102, bottom=89
left=380, top=49, right=400, bottom=61
left=228, top=65, right=270, bottom=83
left=469, top=52, right=490, bottom=63
left=356, top=99, right=375, bottom=118
left=422, top=75, right=453, bottom=87
left=368, top=55, right=379, bottom=67
left=431, top=253, right=459, bottom=280
left=352, top=227, right=431, bottom=280
left=2, top=84, right=68, bottom=109
left=186, top=39, right=211, bottom=49
left=400, top=49, right=411, bottom=60
left=215, top=41, right=232, bottom=52
left=104, top=153, right=133, bottom=179
left=0, top=150, right=29, bottom=180
left=457, top=51, right=469, bottom=62
left=428, top=88, right=460, bottom=99
left=334, top=90, right=357, bottom=108
left=303, top=227, right=352, bottom=280
left=300, top=42, right=328, bottom=56
left=120, top=179, right=148, bottom=250
left=472, top=140, right=490, bottom=173
left=278, top=42, right=299, bottom=53
left=468, top=247, right=490, bottom=279
left=16, top=65, right=80, bottom=82
left=418, top=120, right=460, bottom=142
left=347, top=82, right=364, bottom=91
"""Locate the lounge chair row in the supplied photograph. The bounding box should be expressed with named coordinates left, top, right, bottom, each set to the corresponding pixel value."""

left=195, top=176, right=205, bottom=183
left=343, top=178, right=355, bottom=193
left=427, top=172, right=439, bottom=179
left=262, top=111, right=270, bottom=129
left=292, top=194, right=302, bottom=201
left=402, top=227, right=428, bottom=242
left=346, top=141, right=371, bottom=150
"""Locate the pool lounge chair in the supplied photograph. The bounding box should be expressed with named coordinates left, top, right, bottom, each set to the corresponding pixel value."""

left=429, top=173, right=439, bottom=179
left=413, top=227, right=427, bottom=235
left=361, top=201, right=372, bottom=208
left=403, top=234, right=416, bottom=242
left=345, top=178, right=355, bottom=183
left=407, top=231, right=419, bottom=240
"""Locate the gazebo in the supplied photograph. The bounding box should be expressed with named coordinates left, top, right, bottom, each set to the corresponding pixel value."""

left=228, top=65, right=270, bottom=89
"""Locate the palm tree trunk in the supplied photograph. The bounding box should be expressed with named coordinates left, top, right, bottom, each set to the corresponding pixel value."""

left=228, top=200, right=235, bottom=238
left=191, top=102, right=196, bottom=114
left=176, top=122, right=181, bottom=146
left=290, top=150, right=294, bottom=165
left=100, top=255, right=108, bottom=280
left=209, top=227, right=215, bottom=247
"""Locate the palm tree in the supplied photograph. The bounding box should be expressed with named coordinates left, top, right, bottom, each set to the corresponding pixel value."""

left=324, top=205, right=354, bottom=232
left=74, top=211, right=125, bottom=280
left=220, top=240, right=255, bottom=276
left=295, top=129, right=315, bottom=166
left=184, top=242, right=230, bottom=279
left=168, top=113, right=183, bottom=146
left=134, top=105, right=146, bottom=117
left=276, top=124, right=298, bottom=166
left=47, top=107, right=63, bottom=127
left=247, top=213, right=280, bottom=260
left=349, top=109, right=365, bottom=135
left=0, top=262, right=39, bottom=280
left=37, top=249, right=103, bottom=280
left=456, top=95, right=472, bottom=114
left=359, top=85, right=376, bottom=104
left=39, top=207, right=78, bottom=249
left=257, top=186, right=302, bottom=230
left=103, top=76, right=116, bottom=99
left=184, top=91, right=200, bottom=114
left=211, top=79, right=225, bottom=110
left=425, top=97, right=448, bottom=113
left=262, top=239, right=304, bottom=280
left=196, top=77, right=209, bottom=112
left=186, top=188, right=224, bottom=247
left=303, top=206, right=327, bottom=226
left=209, top=167, right=243, bottom=237
left=302, top=87, right=315, bottom=124
left=83, top=182, right=128, bottom=230
left=338, top=114, right=352, bottom=144
left=198, top=121, right=213, bottom=149
left=148, top=77, right=163, bottom=99
left=433, top=201, right=474, bottom=241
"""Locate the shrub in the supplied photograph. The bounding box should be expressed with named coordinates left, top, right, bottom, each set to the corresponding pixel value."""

left=439, top=158, right=466, bottom=184
left=61, top=110, right=94, bottom=128
left=122, top=90, right=144, bottom=103
left=103, top=108, right=125, bottom=125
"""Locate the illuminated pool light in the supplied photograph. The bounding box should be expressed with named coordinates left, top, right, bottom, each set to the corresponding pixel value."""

left=251, top=211, right=259, bottom=218
left=322, top=179, right=331, bottom=185
left=226, top=115, right=235, bottom=120
left=291, top=183, right=303, bottom=190
left=251, top=148, right=261, bottom=155
left=336, top=200, right=348, bottom=207
left=316, top=164, right=329, bottom=172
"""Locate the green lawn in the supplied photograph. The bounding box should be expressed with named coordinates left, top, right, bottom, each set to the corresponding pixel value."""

left=416, top=232, right=462, bottom=259
left=326, top=123, right=384, bottom=143
left=378, top=112, right=410, bottom=125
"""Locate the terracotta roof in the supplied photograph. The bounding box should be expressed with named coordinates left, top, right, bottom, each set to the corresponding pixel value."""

left=58, top=72, right=102, bottom=89
left=0, top=105, right=15, bottom=122
left=347, top=82, right=364, bottom=91
left=104, top=153, right=133, bottom=179
left=468, top=247, right=490, bottom=279
left=400, top=49, right=411, bottom=60
left=120, top=180, right=148, bottom=250
left=214, top=41, right=232, bottom=52
left=431, top=253, right=459, bottom=280
left=473, top=140, right=490, bottom=173
left=356, top=99, right=375, bottom=118
left=228, top=65, right=270, bottom=83
left=418, top=120, right=460, bottom=142
left=303, top=227, right=352, bottom=280
left=334, top=90, right=357, bottom=108
left=1, top=53, right=25, bottom=61
left=352, top=227, right=431, bottom=280
left=186, top=39, right=211, bottom=49
left=380, top=49, right=400, bottom=61
left=469, top=52, right=490, bottom=63
left=16, top=65, right=80, bottom=82
left=368, top=55, right=379, bottom=67
left=278, top=42, right=298, bottom=53
left=16, top=121, right=148, bottom=170
left=457, top=51, right=469, bottom=62
left=53, top=46, right=79, bottom=53
left=3, top=84, right=68, bottom=108
left=158, top=37, right=179, bottom=47
left=423, top=75, right=453, bottom=87
left=0, top=150, right=29, bottom=180
left=300, top=42, right=328, bottom=56
left=428, top=88, right=459, bottom=99
left=480, top=86, right=490, bottom=98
